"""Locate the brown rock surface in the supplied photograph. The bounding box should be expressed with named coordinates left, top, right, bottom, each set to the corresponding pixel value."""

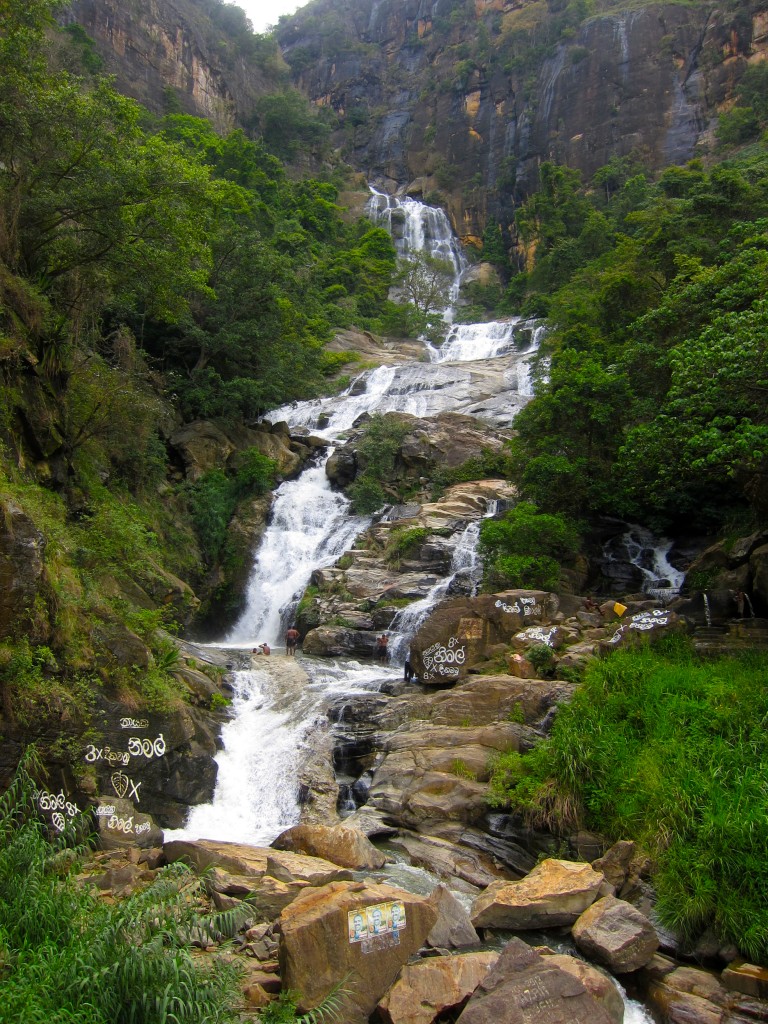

left=427, top=883, right=481, bottom=948
left=378, top=952, right=499, bottom=1024
left=272, top=823, right=387, bottom=870
left=471, top=859, right=604, bottom=930
left=278, top=880, right=438, bottom=1024
left=547, top=955, right=625, bottom=1024
left=572, top=895, right=659, bottom=974
left=456, top=937, right=617, bottom=1024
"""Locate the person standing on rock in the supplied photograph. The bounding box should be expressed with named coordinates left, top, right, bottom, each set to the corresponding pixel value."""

left=285, top=626, right=300, bottom=655
left=376, top=633, right=389, bottom=662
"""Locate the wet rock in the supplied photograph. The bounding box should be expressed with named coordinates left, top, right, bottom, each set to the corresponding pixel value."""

left=599, top=609, right=686, bottom=654
left=390, top=831, right=503, bottom=892
left=721, top=961, right=768, bottom=999
left=303, top=626, right=378, bottom=658
left=471, top=859, right=604, bottom=930
left=427, top=884, right=482, bottom=948
left=93, top=797, right=163, bottom=850
left=278, top=880, right=438, bottom=1024
left=272, top=823, right=387, bottom=870
left=592, top=841, right=637, bottom=893
left=378, top=951, right=499, bottom=1024
left=411, top=591, right=559, bottom=684
left=572, top=895, right=659, bottom=973
left=163, top=839, right=353, bottom=887
left=456, top=937, right=617, bottom=1024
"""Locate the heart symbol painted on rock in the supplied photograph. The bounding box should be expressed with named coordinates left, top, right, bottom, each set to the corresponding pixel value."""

left=111, top=771, right=129, bottom=799
left=51, top=812, right=66, bottom=832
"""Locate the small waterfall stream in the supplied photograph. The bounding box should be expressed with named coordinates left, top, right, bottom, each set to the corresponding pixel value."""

left=172, top=191, right=536, bottom=847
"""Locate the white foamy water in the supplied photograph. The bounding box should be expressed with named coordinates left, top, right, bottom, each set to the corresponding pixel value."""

left=166, top=658, right=397, bottom=845
left=227, top=459, right=368, bottom=648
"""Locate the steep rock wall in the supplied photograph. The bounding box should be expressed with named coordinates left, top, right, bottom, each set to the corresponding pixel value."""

left=63, top=0, right=283, bottom=129
left=278, top=0, right=767, bottom=241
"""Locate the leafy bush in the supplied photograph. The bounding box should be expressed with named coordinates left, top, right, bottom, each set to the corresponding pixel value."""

left=346, top=415, right=410, bottom=515
left=489, top=642, right=768, bottom=960
left=385, top=526, right=429, bottom=564
left=479, top=501, right=580, bottom=590
left=0, top=753, right=241, bottom=1023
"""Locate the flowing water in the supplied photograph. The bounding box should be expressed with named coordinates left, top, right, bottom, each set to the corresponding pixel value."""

left=172, top=191, right=538, bottom=846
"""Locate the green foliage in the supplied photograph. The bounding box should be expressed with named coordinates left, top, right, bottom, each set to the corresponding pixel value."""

left=527, top=644, right=556, bottom=676
left=385, top=526, right=429, bottom=564
left=258, top=981, right=348, bottom=1024
left=479, top=502, right=580, bottom=590
left=184, top=450, right=277, bottom=564
left=0, top=753, right=241, bottom=1022
left=451, top=758, right=478, bottom=781
left=509, top=144, right=768, bottom=531
left=489, top=643, right=768, bottom=960
left=347, top=415, right=411, bottom=514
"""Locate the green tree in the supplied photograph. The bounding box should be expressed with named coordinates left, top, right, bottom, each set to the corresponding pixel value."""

left=479, top=501, right=580, bottom=590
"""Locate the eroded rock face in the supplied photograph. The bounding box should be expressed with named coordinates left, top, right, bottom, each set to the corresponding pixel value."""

left=456, top=937, right=617, bottom=1024
left=272, top=823, right=387, bottom=870
left=0, top=499, right=46, bottom=639
left=278, top=880, right=438, bottom=1024
left=411, top=591, right=559, bottom=684
left=572, top=895, right=659, bottom=974
left=471, top=859, right=604, bottom=930
left=546, top=955, right=625, bottom=1024
left=169, top=418, right=303, bottom=482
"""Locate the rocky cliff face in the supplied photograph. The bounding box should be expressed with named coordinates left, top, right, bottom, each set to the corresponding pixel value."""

left=66, top=0, right=767, bottom=239
left=277, top=0, right=768, bottom=242
left=63, top=0, right=283, bottom=128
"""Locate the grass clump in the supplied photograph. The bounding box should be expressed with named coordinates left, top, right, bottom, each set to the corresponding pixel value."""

left=346, top=415, right=410, bottom=514
left=488, top=639, right=768, bottom=960
left=384, top=526, right=429, bottom=565
left=0, top=753, right=241, bottom=1023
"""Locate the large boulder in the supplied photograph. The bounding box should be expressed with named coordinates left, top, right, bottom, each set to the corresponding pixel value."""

left=169, top=418, right=301, bottom=482
left=378, top=952, right=500, bottom=1024
left=427, top=883, right=481, bottom=948
left=637, top=955, right=764, bottom=1024
left=572, top=895, right=659, bottom=973
left=278, top=880, right=438, bottom=1024
left=547, top=955, right=625, bottom=1024
left=272, top=823, right=387, bottom=870
left=411, top=591, right=559, bottom=684
left=599, top=609, right=686, bottom=654
left=471, top=859, right=604, bottom=930
left=456, top=937, right=618, bottom=1024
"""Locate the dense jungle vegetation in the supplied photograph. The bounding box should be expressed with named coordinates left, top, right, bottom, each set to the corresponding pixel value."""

left=0, top=0, right=405, bottom=706
left=2, top=0, right=768, bottom=995
left=489, top=117, right=768, bottom=537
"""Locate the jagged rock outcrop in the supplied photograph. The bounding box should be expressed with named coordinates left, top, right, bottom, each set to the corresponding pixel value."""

left=470, top=859, right=605, bottom=930
left=456, top=937, right=618, bottom=1024
left=572, top=895, right=659, bottom=974
left=377, top=952, right=500, bottom=1024
left=0, top=499, right=47, bottom=639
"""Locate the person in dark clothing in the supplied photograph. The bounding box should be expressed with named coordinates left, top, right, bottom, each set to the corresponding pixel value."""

left=375, top=633, right=389, bottom=662
left=403, top=659, right=414, bottom=682
left=285, top=626, right=300, bottom=655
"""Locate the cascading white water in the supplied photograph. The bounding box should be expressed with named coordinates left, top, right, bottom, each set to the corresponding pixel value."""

left=367, top=187, right=466, bottom=296
left=227, top=459, right=368, bottom=647
left=388, top=519, right=482, bottom=662
left=609, top=523, right=686, bottom=601
left=175, top=190, right=538, bottom=846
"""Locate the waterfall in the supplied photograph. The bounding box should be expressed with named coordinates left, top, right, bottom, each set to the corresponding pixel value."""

left=173, top=190, right=536, bottom=846
left=389, top=505, right=495, bottom=663
left=608, top=523, right=686, bottom=602
left=227, top=458, right=369, bottom=647
left=431, top=317, right=534, bottom=364
left=368, top=186, right=466, bottom=313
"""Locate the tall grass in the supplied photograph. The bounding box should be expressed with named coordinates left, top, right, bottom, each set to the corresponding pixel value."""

left=0, top=754, right=240, bottom=1024
left=489, top=639, right=768, bottom=960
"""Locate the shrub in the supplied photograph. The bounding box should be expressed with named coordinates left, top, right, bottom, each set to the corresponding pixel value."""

left=479, top=501, right=580, bottom=590
left=0, top=753, right=242, bottom=1023
left=489, top=643, right=768, bottom=960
